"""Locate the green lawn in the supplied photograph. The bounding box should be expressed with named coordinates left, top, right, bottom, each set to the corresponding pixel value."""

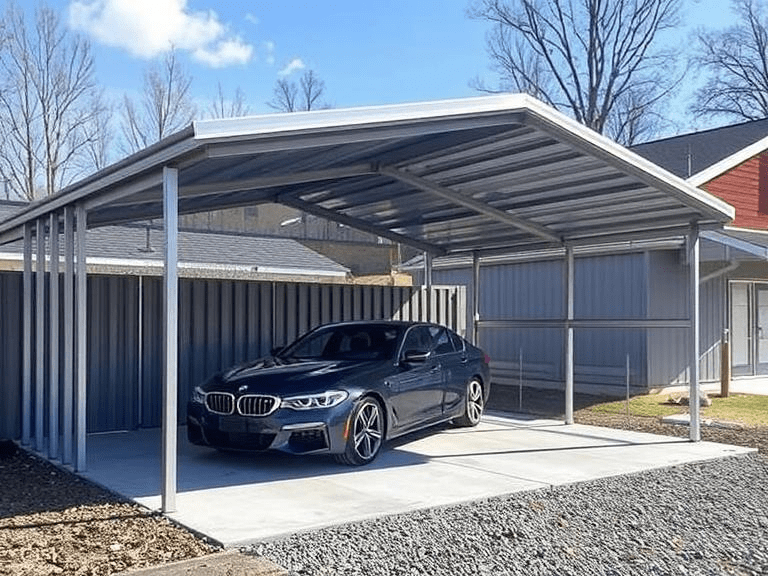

left=586, top=393, right=768, bottom=426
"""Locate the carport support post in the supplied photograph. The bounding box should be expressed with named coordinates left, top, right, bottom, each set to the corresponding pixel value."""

left=36, top=218, right=45, bottom=452
left=161, top=166, right=179, bottom=514
left=63, top=207, right=74, bottom=466
left=424, top=251, right=433, bottom=288
left=472, top=251, right=480, bottom=346
left=565, top=245, right=574, bottom=425
left=49, top=212, right=59, bottom=460
left=22, top=222, right=32, bottom=447
left=75, top=204, right=87, bottom=472
left=689, top=225, right=701, bottom=442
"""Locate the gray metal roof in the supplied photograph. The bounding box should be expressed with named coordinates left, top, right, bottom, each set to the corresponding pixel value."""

left=0, top=95, right=734, bottom=256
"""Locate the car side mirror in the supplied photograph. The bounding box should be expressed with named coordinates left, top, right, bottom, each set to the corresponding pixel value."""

left=402, top=350, right=429, bottom=364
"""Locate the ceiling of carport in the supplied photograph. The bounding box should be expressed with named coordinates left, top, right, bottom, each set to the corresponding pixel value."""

left=0, top=95, right=735, bottom=254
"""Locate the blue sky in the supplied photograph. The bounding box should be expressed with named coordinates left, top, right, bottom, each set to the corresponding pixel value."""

left=42, top=0, right=737, bottom=129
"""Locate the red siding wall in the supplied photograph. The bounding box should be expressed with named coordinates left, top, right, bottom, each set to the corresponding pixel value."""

left=704, top=153, right=768, bottom=230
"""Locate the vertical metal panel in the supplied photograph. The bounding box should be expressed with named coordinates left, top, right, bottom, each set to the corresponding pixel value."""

left=233, top=282, right=246, bottom=364
left=647, top=249, right=689, bottom=387
left=0, top=272, right=22, bottom=440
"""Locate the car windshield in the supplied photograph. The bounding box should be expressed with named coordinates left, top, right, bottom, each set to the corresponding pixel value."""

left=280, top=324, right=403, bottom=361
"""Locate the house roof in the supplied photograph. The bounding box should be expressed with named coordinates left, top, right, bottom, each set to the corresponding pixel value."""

left=632, top=118, right=768, bottom=183
left=0, top=95, right=733, bottom=258
left=0, top=202, right=350, bottom=278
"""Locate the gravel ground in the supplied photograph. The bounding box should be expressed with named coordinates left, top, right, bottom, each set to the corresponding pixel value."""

left=245, top=399, right=768, bottom=576
left=2, top=392, right=768, bottom=576
left=248, top=453, right=768, bottom=576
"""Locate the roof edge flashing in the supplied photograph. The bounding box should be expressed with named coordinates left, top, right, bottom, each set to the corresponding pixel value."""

left=192, top=94, right=531, bottom=141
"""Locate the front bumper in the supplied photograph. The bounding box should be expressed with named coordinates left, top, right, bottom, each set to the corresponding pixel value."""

left=186, top=401, right=350, bottom=455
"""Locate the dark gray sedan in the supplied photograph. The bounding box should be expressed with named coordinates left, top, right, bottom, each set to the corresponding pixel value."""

left=187, top=321, right=491, bottom=465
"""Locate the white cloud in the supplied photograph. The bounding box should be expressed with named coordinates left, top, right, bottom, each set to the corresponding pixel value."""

left=68, top=0, right=254, bottom=67
left=278, top=58, right=305, bottom=77
left=245, top=13, right=259, bottom=25
left=263, top=41, right=275, bottom=66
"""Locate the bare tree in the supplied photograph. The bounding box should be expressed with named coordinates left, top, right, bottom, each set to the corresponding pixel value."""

left=691, top=0, right=768, bottom=121
left=207, top=82, right=250, bottom=118
left=268, top=70, right=327, bottom=112
left=121, top=49, right=195, bottom=153
left=0, top=2, right=103, bottom=200
left=469, top=0, right=682, bottom=145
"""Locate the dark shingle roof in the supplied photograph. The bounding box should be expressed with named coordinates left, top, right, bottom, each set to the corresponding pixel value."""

left=631, top=118, right=768, bottom=179
left=0, top=203, right=349, bottom=276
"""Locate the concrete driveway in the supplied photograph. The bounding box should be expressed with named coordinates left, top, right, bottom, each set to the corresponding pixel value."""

left=82, top=414, right=753, bottom=547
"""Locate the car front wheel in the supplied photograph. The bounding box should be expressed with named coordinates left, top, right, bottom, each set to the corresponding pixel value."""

left=335, top=397, right=384, bottom=466
left=455, top=378, right=484, bottom=427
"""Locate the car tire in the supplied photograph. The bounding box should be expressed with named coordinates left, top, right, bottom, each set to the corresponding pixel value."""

left=455, top=378, right=484, bottom=427
left=335, top=396, right=384, bottom=466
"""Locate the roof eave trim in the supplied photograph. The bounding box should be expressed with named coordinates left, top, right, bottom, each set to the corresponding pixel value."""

left=688, top=133, right=768, bottom=187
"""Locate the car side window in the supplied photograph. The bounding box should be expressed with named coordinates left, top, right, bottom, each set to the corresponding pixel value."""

left=401, top=326, right=434, bottom=355
left=449, top=331, right=464, bottom=352
left=432, top=328, right=455, bottom=355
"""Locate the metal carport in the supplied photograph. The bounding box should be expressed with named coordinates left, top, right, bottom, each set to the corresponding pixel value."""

left=0, top=94, right=734, bottom=512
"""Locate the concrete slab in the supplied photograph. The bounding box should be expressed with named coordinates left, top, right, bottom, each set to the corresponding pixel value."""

left=82, top=414, right=754, bottom=548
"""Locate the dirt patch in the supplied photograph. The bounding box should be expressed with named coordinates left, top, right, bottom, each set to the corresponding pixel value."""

left=0, top=449, right=217, bottom=576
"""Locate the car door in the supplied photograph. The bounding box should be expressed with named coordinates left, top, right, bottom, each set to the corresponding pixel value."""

left=386, top=325, right=444, bottom=432
left=439, top=330, right=473, bottom=414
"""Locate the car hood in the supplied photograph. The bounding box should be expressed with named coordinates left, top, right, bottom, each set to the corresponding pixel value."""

left=203, top=357, right=390, bottom=395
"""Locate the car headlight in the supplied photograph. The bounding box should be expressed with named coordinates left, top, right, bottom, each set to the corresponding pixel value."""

left=191, top=386, right=206, bottom=404
left=281, top=390, right=348, bottom=410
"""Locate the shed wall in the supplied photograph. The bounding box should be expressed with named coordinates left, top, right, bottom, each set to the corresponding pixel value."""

left=425, top=252, right=649, bottom=393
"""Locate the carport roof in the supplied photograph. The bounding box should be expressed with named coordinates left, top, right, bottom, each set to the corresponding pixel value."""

left=0, top=94, right=734, bottom=255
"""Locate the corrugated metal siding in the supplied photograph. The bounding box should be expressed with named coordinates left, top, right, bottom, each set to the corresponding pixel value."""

left=431, top=252, right=649, bottom=391
left=646, top=250, right=724, bottom=386
left=0, top=273, right=464, bottom=437
left=1, top=272, right=23, bottom=439
left=705, top=153, right=768, bottom=230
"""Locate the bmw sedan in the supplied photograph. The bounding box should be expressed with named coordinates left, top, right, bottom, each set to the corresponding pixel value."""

left=187, top=321, right=491, bottom=465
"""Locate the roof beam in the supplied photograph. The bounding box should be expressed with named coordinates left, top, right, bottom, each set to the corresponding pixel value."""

left=277, top=195, right=447, bottom=256
left=379, top=166, right=563, bottom=245
left=179, top=164, right=376, bottom=199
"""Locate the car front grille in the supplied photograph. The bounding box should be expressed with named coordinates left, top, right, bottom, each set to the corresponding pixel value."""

left=205, top=392, right=234, bottom=415
left=237, top=395, right=280, bottom=417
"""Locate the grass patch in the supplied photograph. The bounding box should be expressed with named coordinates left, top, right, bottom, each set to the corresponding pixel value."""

left=705, top=394, right=768, bottom=426
left=586, top=393, right=768, bottom=426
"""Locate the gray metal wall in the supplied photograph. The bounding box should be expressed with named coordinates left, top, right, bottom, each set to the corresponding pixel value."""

left=426, top=252, right=652, bottom=393
left=646, top=249, right=725, bottom=386
left=0, top=273, right=465, bottom=438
